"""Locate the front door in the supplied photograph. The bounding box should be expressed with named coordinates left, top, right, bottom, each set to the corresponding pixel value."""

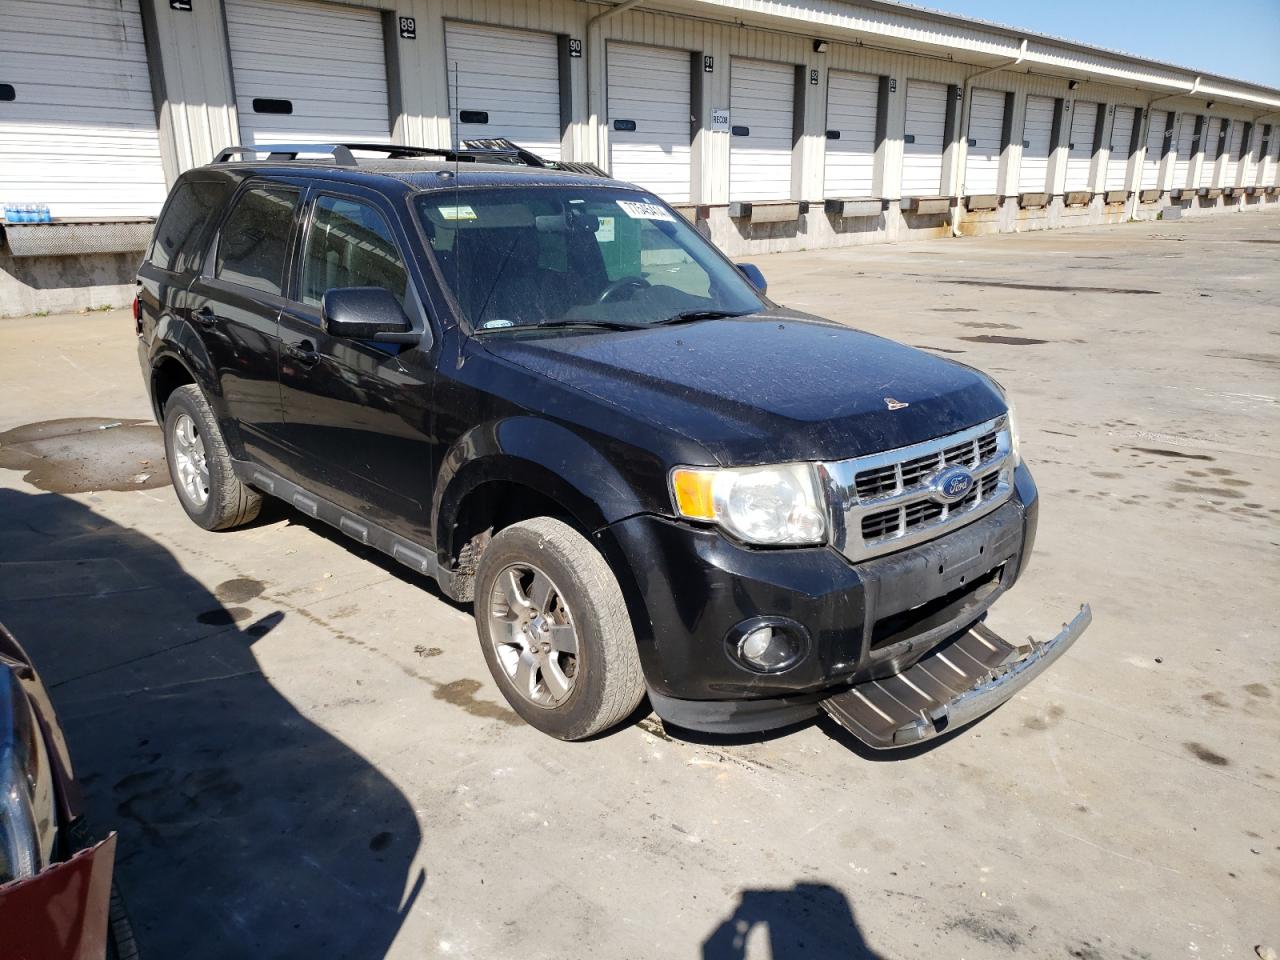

left=276, top=187, right=436, bottom=540
left=186, top=181, right=301, bottom=469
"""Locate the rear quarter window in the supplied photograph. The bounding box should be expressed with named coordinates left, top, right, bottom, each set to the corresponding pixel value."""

left=148, top=180, right=231, bottom=273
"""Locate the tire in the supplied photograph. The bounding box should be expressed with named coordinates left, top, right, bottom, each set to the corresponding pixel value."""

left=162, top=384, right=261, bottom=530
left=474, top=517, right=645, bottom=740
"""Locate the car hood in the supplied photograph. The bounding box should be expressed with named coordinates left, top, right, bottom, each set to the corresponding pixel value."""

left=479, top=312, right=1007, bottom=464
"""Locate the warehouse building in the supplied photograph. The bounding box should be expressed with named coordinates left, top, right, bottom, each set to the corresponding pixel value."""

left=2, top=0, right=1279, bottom=314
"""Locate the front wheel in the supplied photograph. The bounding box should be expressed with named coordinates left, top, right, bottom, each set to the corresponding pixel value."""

left=473, top=517, right=645, bottom=740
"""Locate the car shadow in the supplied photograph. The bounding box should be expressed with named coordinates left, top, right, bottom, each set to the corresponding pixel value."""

left=702, top=882, right=885, bottom=959
left=0, top=488, right=423, bottom=960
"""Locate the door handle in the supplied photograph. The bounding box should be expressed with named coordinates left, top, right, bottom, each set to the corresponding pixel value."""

left=286, top=340, right=320, bottom=366
left=194, top=306, right=217, bottom=328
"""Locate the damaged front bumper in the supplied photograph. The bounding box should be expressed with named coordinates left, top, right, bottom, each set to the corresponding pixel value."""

left=0, top=833, right=116, bottom=960
left=822, top=604, right=1092, bottom=748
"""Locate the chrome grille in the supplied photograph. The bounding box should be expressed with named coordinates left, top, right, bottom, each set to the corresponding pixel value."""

left=822, top=416, right=1014, bottom=562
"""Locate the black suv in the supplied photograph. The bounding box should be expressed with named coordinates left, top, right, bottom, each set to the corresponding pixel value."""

left=135, top=142, right=1089, bottom=746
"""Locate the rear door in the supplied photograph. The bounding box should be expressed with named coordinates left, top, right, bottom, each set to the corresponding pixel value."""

left=186, top=180, right=301, bottom=468
left=276, top=185, right=436, bottom=537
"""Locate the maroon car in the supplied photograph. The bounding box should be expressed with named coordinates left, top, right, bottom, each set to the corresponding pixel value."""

left=0, top=622, right=128, bottom=960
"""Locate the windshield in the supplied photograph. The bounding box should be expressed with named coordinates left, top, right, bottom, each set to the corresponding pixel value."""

left=415, top=186, right=764, bottom=331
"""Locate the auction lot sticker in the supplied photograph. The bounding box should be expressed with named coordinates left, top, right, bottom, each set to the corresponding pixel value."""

left=616, top=200, right=675, bottom=222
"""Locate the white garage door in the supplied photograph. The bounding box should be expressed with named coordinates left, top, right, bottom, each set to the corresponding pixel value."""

left=729, top=59, right=794, bottom=202
left=1018, top=95, right=1055, bottom=194
left=1064, top=100, right=1098, bottom=192
left=1269, top=134, right=1280, bottom=187
left=607, top=43, right=690, bottom=203
left=1198, top=117, right=1222, bottom=187
left=1257, top=127, right=1276, bottom=187
left=1106, top=106, right=1136, bottom=191
left=823, top=71, right=878, bottom=198
left=1221, top=121, right=1245, bottom=185
left=446, top=22, right=561, bottom=160
left=902, top=80, right=948, bottom=197
left=226, top=0, right=390, bottom=148
left=1173, top=113, right=1197, bottom=187
left=964, top=88, right=1004, bottom=195
left=1141, top=110, right=1169, bottom=190
left=0, top=0, right=166, bottom=220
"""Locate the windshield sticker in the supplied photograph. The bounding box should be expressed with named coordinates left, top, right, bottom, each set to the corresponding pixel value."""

left=480, top=318, right=514, bottom=329
left=596, top=216, right=616, bottom=243
left=438, top=204, right=477, bottom=221
left=616, top=200, right=675, bottom=222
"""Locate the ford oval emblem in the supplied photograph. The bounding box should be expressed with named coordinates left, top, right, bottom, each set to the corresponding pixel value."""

left=931, top=465, right=975, bottom=504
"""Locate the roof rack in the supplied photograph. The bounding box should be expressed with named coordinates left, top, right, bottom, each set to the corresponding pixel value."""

left=213, top=143, right=358, bottom=165
left=211, top=139, right=608, bottom=177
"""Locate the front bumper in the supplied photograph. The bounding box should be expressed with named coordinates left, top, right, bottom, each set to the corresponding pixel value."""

left=608, top=464, right=1038, bottom=703
left=821, top=605, right=1091, bottom=748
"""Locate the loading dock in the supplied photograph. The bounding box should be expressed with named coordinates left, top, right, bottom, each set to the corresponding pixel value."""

left=728, top=59, right=795, bottom=203
left=823, top=71, right=879, bottom=200
left=901, top=80, right=949, bottom=198
left=445, top=22, right=563, bottom=160
left=606, top=43, right=692, bottom=202
left=225, top=0, right=392, bottom=148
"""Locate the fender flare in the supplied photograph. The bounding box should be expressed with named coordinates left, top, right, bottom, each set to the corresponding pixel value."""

left=433, top=416, right=651, bottom=564
left=148, top=317, right=247, bottom=458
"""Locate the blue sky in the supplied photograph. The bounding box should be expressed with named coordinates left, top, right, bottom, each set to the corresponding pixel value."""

left=927, top=0, right=1280, bottom=88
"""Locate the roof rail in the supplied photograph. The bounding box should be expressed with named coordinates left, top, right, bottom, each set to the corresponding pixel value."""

left=461, top=138, right=608, bottom=177
left=213, top=143, right=357, bottom=166
left=211, top=139, right=608, bottom=177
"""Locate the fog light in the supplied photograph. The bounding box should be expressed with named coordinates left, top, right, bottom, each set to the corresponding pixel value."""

left=728, top=618, right=808, bottom=673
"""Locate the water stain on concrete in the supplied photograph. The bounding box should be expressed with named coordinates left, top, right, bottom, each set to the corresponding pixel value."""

left=1244, top=683, right=1271, bottom=699
left=214, top=577, right=266, bottom=604
left=1201, top=691, right=1230, bottom=708
left=937, top=279, right=1160, bottom=295
left=958, top=335, right=1050, bottom=346
left=1129, top=447, right=1214, bottom=461
left=945, top=914, right=1024, bottom=949
left=0, top=417, right=169, bottom=493
left=432, top=679, right=519, bottom=725
left=929, top=306, right=980, bottom=313
left=958, top=321, right=1021, bottom=329
left=1184, top=741, right=1230, bottom=766
left=1170, top=480, right=1245, bottom=500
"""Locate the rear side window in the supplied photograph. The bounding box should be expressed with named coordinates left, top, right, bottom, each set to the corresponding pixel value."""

left=214, top=185, right=300, bottom=296
left=149, top=180, right=229, bottom=273
left=300, top=196, right=408, bottom=308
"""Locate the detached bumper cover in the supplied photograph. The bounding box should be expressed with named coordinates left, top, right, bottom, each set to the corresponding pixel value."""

left=822, top=604, right=1091, bottom=748
left=0, top=832, right=116, bottom=960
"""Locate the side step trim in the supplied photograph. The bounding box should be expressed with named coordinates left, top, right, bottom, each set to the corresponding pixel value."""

left=822, top=604, right=1091, bottom=749
left=231, top=460, right=453, bottom=596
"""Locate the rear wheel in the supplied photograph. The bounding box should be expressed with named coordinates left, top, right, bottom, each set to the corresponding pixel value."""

left=162, top=384, right=261, bottom=530
left=474, top=517, right=645, bottom=739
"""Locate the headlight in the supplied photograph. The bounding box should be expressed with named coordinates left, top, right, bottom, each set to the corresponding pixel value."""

left=670, top=463, right=827, bottom=546
left=0, top=667, right=56, bottom=885
left=1004, top=401, right=1021, bottom=466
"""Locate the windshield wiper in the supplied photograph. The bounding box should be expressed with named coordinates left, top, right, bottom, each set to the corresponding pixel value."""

left=653, top=309, right=747, bottom=326
left=532, top=319, right=648, bottom=331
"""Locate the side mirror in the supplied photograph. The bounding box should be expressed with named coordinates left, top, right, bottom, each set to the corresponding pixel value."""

left=321, top=287, right=419, bottom=344
left=736, top=262, right=767, bottom=296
